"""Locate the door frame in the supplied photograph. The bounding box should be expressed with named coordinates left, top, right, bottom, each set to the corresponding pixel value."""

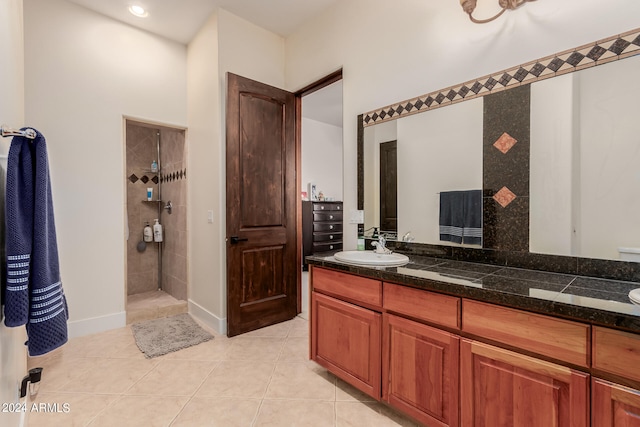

left=294, top=69, right=343, bottom=313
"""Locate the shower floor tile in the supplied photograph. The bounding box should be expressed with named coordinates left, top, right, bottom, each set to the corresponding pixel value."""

left=126, top=290, right=187, bottom=324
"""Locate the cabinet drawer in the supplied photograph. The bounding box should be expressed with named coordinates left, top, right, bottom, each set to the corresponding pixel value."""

left=462, top=300, right=589, bottom=367
left=312, top=267, right=382, bottom=308
left=313, top=212, right=343, bottom=222
left=312, top=242, right=342, bottom=252
left=383, top=283, right=460, bottom=330
left=314, top=222, right=343, bottom=233
left=593, top=326, right=640, bottom=383
left=314, top=232, right=342, bottom=243
left=313, top=203, right=342, bottom=211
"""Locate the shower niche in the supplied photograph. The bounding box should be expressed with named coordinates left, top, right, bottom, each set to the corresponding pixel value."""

left=125, top=120, right=188, bottom=323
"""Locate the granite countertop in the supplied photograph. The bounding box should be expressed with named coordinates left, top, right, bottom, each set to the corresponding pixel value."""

left=306, top=252, right=640, bottom=334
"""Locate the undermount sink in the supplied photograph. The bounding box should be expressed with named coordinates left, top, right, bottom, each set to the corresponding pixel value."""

left=333, top=250, right=409, bottom=267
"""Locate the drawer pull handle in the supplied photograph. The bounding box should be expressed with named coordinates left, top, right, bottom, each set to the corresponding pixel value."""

left=330, top=245, right=334, bottom=250
left=329, top=215, right=334, bottom=219
left=330, top=235, right=334, bottom=240
left=329, top=225, right=334, bottom=230
left=320, top=206, right=325, bottom=210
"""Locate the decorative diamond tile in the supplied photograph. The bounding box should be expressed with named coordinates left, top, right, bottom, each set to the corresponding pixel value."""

left=129, top=174, right=138, bottom=183
left=140, top=175, right=149, bottom=184
left=362, top=29, right=640, bottom=127
left=493, top=132, right=518, bottom=154
left=493, top=187, right=517, bottom=208
left=151, top=176, right=159, bottom=184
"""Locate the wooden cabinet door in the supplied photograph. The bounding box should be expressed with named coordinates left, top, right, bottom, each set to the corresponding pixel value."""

left=382, top=314, right=459, bottom=427
left=593, top=378, right=640, bottom=426
left=460, top=339, right=589, bottom=427
left=311, top=291, right=381, bottom=399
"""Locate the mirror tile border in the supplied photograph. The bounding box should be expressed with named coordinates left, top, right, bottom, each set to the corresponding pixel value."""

left=362, top=27, right=640, bottom=127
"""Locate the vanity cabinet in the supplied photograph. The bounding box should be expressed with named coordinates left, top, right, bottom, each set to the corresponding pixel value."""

left=460, top=339, right=590, bottom=426
left=592, top=379, right=640, bottom=426
left=310, top=267, right=382, bottom=399
left=382, top=313, right=459, bottom=427
left=592, top=327, right=640, bottom=427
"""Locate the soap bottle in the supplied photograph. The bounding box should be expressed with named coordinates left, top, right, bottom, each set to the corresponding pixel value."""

left=357, top=232, right=365, bottom=251
left=143, top=222, right=153, bottom=242
left=153, top=219, right=163, bottom=242
left=151, top=160, right=158, bottom=173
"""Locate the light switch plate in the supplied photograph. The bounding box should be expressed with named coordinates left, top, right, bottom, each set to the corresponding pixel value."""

left=349, top=209, right=364, bottom=224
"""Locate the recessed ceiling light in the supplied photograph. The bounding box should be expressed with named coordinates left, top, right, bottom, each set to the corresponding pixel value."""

left=129, top=5, right=148, bottom=18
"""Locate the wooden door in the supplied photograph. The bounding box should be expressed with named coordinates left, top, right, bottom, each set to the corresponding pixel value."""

left=311, top=291, right=381, bottom=399
left=382, top=313, right=459, bottom=427
left=226, top=73, right=297, bottom=337
left=593, top=378, right=640, bottom=427
left=460, top=339, right=589, bottom=427
left=379, top=140, right=397, bottom=232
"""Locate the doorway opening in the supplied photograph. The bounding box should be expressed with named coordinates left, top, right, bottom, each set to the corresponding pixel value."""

left=299, top=72, right=344, bottom=319
left=124, top=119, right=188, bottom=324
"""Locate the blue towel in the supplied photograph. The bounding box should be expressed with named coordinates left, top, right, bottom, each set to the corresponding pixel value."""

left=439, top=191, right=464, bottom=243
left=4, top=128, right=68, bottom=356
left=439, top=190, right=482, bottom=246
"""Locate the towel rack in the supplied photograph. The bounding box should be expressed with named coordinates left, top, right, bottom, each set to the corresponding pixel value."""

left=1, top=125, right=36, bottom=139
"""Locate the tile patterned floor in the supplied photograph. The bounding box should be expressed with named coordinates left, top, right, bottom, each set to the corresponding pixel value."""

left=24, top=316, right=419, bottom=426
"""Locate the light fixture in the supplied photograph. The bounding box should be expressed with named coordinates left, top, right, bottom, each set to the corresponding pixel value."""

left=128, top=5, right=148, bottom=18
left=460, top=0, right=535, bottom=24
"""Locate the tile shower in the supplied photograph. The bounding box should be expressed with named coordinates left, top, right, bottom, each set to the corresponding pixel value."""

left=125, top=121, right=188, bottom=323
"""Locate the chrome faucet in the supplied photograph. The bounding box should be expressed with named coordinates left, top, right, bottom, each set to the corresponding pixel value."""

left=372, top=234, right=392, bottom=254
left=402, top=231, right=414, bottom=243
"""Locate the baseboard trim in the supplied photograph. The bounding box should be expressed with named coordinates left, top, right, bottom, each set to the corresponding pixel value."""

left=188, top=299, right=226, bottom=335
left=67, top=311, right=126, bottom=338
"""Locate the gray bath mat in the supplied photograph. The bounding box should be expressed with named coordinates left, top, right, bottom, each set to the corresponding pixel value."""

left=131, top=313, right=213, bottom=358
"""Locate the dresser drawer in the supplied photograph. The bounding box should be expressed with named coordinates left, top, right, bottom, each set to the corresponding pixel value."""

left=593, top=326, right=640, bottom=382
left=312, top=242, right=342, bottom=252
left=462, top=300, right=589, bottom=367
left=314, top=212, right=343, bottom=222
left=314, top=222, right=343, bottom=233
left=313, top=203, right=342, bottom=211
left=312, top=267, right=382, bottom=309
left=383, top=283, right=460, bottom=330
left=314, top=232, right=342, bottom=243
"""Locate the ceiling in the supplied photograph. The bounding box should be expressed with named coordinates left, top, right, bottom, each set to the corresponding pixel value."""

left=65, top=0, right=341, bottom=44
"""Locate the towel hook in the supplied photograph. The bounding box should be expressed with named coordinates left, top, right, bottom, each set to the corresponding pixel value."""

left=1, top=125, right=37, bottom=139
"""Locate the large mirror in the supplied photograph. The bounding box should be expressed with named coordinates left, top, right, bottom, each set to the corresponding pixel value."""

left=362, top=50, right=640, bottom=261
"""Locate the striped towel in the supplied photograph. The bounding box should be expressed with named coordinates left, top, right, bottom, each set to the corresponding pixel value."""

left=4, top=128, right=68, bottom=356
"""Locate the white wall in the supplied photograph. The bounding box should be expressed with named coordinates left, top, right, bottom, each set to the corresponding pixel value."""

left=530, top=74, right=576, bottom=256
left=23, top=0, right=188, bottom=336
left=1, top=0, right=28, bottom=424
left=577, top=56, right=640, bottom=260
left=301, top=118, right=343, bottom=201
left=397, top=99, right=483, bottom=244
left=186, top=13, right=222, bottom=331
left=187, top=9, right=286, bottom=333
left=285, top=0, right=640, bottom=250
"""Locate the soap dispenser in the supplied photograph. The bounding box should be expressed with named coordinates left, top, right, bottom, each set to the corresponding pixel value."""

left=151, top=159, right=158, bottom=173
left=153, top=219, right=163, bottom=242
left=143, top=222, right=153, bottom=242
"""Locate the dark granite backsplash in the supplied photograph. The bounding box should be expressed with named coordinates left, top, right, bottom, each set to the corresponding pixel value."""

left=378, top=239, right=640, bottom=283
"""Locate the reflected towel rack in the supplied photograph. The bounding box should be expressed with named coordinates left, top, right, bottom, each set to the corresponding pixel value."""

left=1, top=125, right=36, bottom=139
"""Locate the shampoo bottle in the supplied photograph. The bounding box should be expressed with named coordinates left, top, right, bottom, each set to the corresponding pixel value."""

left=151, top=160, right=158, bottom=173
left=153, top=219, right=163, bottom=242
left=143, top=222, right=153, bottom=242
